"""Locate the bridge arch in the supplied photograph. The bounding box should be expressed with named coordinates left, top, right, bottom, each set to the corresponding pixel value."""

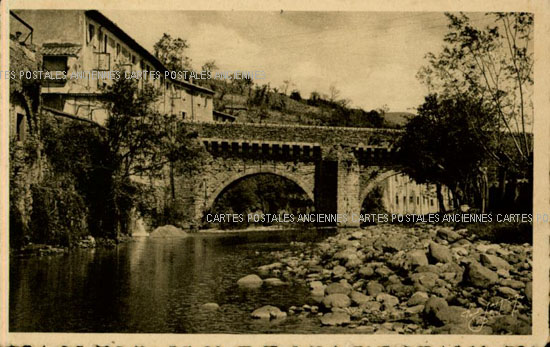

left=203, top=168, right=315, bottom=215
left=359, top=169, right=398, bottom=208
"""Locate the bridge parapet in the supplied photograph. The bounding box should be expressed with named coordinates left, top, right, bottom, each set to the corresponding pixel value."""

left=182, top=120, right=402, bottom=148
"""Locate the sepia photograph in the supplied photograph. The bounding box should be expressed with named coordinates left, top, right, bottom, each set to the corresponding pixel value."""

left=3, top=1, right=548, bottom=345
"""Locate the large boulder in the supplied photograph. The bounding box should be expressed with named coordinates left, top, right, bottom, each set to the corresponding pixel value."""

left=201, top=303, right=220, bottom=311
left=251, top=305, right=287, bottom=319
left=350, top=291, right=370, bottom=305
left=332, top=265, right=347, bottom=278
left=500, top=279, right=525, bottom=289
left=325, top=282, right=352, bottom=295
left=423, top=297, right=465, bottom=326
left=429, top=242, right=453, bottom=263
left=334, top=248, right=359, bottom=262
left=440, top=262, right=464, bottom=285
left=480, top=254, right=511, bottom=272
left=358, top=266, right=374, bottom=277
left=407, top=291, right=429, bottom=306
left=323, top=293, right=351, bottom=308
left=466, top=262, right=498, bottom=287
left=424, top=296, right=448, bottom=322
left=366, top=281, right=384, bottom=296
left=497, top=286, right=518, bottom=298
left=436, top=228, right=462, bottom=242
left=376, top=293, right=399, bottom=308
left=320, top=312, right=351, bottom=326
left=490, top=314, right=531, bottom=335
left=385, top=237, right=407, bottom=252
left=237, top=274, right=263, bottom=288
left=410, top=272, right=439, bottom=289
left=407, top=249, right=429, bottom=267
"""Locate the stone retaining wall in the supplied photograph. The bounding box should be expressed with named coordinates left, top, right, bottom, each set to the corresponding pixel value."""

left=183, top=121, right=402, bottom=147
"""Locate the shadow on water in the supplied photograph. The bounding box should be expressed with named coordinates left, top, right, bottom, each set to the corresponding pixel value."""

left=10, top=227, right=349, bottom=333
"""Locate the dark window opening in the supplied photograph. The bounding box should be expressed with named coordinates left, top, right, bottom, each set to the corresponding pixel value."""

left=182, top=111, right=186, bottom=119
left=43, top=56, right=68, bottom=73
left=87, top=24, right=95, bottom=44
left=16, top=113, right=27, bottom=142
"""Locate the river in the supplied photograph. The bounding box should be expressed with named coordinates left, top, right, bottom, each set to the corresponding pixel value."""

left=9, top=228, right=355, bottom=333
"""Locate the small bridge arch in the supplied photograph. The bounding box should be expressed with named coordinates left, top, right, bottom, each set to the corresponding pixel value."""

left=359, top=170, right=398, bottom=207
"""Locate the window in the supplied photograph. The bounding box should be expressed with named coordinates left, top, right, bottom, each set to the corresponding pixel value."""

left=16, top=113, right=27, bottom=142
left=95, top=52, right=110, bottom=71
left=430, top=199, right=434, bottom=206
left=417, top=197, right=420, bottom=204
left=403, top=196, right=406, bottom=205
left=409, top=196, right=413, bottom=203
left=103, top=34, right=108, bottom=53
left=132, top=55, right=136, bottom=64
left=395, top=195, right=399, bottom=205
left=87, top=24, right=95, bottom=44
left=181, top=111, right=186, bottom=119
left=116, top=43, right=121, bottom=57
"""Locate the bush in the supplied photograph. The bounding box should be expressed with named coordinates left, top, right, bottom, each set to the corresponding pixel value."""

left=464, top=222, right=532, bottom=245
left=29, top=176, right=88, bottom=246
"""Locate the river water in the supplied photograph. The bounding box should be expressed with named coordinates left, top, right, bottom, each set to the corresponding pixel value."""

left=9, top=229, right=354, bottom=333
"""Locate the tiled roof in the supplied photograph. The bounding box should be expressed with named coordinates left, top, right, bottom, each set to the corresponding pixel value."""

left=41, top=43, right=82, bottom=57
left=213, top=110, right=236, bottom=119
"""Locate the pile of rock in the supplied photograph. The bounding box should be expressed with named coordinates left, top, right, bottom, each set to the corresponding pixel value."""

left=252, top=224, right=532, bottom=334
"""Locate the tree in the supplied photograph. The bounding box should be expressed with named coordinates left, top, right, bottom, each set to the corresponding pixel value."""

left=417, top=13, right=533, bottom=180
left=102, top=77, right=168, bottom=236
left=201, top=60, right=218, bottom=73
left=154, top=33, right=193, bottom=73
left=328, top=84, right=341, bottom=103
left=281, top=79, right=294, bottom=95
left=289, top=90, right=302, bottom=101
left=398, top=93, right=492, bottom=211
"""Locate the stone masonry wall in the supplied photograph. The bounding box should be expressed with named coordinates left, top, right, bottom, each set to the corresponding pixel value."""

left=183, top=121, right=402, bottom=147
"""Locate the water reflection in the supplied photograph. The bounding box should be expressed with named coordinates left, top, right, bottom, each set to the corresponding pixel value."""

left=10, top=229, right=342, bottom=333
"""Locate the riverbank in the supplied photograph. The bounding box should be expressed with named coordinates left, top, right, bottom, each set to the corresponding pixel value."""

left=249, top=223, right=532, bottom=334
left=10, top=235, right=133, bottom=257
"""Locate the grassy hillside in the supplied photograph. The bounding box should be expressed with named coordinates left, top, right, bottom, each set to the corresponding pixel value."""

left=200, top=78, right=408, bottom=128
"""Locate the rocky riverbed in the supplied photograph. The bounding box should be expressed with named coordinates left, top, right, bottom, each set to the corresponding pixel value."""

left=244, top=224, right=532, bottom=334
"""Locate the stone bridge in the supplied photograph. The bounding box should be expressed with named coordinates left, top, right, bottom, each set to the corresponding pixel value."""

left=175, top=121, right=404, bottom=227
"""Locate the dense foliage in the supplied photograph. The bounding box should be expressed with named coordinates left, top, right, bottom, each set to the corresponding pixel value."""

left=207, top=174, right=314, bottom=229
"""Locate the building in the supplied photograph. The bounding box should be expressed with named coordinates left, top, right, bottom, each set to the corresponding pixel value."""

left=11, top=10, right=215, bottom=124
left=380, top=173, right=453, bottom=214
left=9, top=11, right=40, bottom=144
